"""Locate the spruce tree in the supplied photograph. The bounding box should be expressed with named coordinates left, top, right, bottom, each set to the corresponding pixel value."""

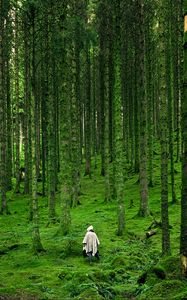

left=0, top=0, right=9, bottom=214
left=180, top=1, right=187, bottom=275
left=137, top=0, right=149, bottom=217
left=158, top=0, right=170, bottom=255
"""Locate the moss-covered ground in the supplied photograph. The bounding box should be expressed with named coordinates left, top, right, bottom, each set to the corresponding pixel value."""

left=0, top=154, right=186, bottom=299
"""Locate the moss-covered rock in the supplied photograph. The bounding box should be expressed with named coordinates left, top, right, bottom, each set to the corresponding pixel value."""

left=137, top=266, right=166, bottom=288
left=151, top=266, right=166, bottom=279
left=138, top=279, right=185, bottom=300
left=76, top=287, right=104, bottom=300
left=158, top=256, right=181, bottom=279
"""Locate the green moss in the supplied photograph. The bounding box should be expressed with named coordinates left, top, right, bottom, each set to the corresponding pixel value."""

left=173, top=290, right=187, bottom=300
left=0, top=155, right=183, bottom=300
left=59, top=236, right=80, bottom=259
left=89, top=270, right=107, bottom=282
left=111, top=255, right=126, bottom=268
left=138, top=280, right=185, bottom=300
left=75, top=287, right=104, bottom=300
left=58, top=270, right=69, bottom=280
left=151, top=266, right=166, bottom=279
left=157, top=256, right=181, bottom=279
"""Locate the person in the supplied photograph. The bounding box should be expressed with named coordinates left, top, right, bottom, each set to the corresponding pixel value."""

left=82, top=225, right=100, bottom=262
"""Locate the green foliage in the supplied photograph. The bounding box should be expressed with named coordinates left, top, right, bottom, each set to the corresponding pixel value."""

left=138, top=280, right=186, bottom=300
left=0, top=158, right=183, bottom=299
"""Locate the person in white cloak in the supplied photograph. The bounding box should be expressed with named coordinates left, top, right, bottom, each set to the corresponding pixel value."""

left=82, top=225, right=100, bottom=261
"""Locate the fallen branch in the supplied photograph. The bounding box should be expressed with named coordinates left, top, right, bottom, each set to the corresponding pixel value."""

left=146, top=229, right=156, bottom=238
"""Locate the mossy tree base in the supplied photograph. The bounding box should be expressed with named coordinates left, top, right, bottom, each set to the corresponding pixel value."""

left=138, top=209, right=150, bottom=217
left=180, top=255, right=187, bottom=277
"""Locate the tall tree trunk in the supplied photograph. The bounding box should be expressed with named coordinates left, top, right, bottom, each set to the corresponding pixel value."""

left=6, top=59, right=12, bottom=191
left=167, top=0, right=177, bottom=203
left=4, top=7, right=12, bottom=192
left=98, top=1, right=106, bottom=176
left=108, top=25, right=114, bottom=164
left=104, top=49, right=111, bottom=203
left=115, top=59, right=125, bottom=236
left=121, top=35, right=130, bottom=165
left=134, top=47, right=140, bottom=173
left=74, top=25, right=81, bottom=197
left=91, top=50, right=98, bottom=169
left=138, top=0, right=149, bottom=217
left=109, top=33, right=116, bottom=200
left=47, top=10, right=57, bottom=222
left=58, top=48, right=71, bottom=235
left=23, top=14, right=32, bottom=195
left=14, top=3, right=21, bottom=193
left=115, top=0, right=125, bottom=235
left=145, top=4, right=154, bottom=187
left=0, top=0, right=8, bottom=214
left=69, top=43, right=80, bottom=208
left=40, top=11, right=49, bottom=197
left=31, top=6, right=43, bottom=252
left=180, top=2, right=187, bottom=276
left=159, top=0, right=170, bottom=256
left=172, top=0, right=181, bottom=163
left=84, top=43, right=91, bottom=176
left=115, top=36, right=125, bottom=235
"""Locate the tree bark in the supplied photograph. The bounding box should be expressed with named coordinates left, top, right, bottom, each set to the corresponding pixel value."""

left=137, top=0, right=149, bottom=217
left=14, top=2, right=21, bottom=194
left=0, top=0, right=8, bottom=214
left=31, top=5, right=44, bottom=252
left=159, top=0, right=171, bottom=256
left=180, top=1, right=187, bottom=275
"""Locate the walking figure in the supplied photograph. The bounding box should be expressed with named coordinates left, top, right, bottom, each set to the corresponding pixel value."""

left=82, top=225, right=100, bottom=263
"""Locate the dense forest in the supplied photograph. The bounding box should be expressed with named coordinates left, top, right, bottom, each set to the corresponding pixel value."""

left=0, top=0, right=187, bottom=299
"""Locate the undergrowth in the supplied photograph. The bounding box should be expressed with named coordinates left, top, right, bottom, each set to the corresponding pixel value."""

left=0, top=155, right=184, bottom=299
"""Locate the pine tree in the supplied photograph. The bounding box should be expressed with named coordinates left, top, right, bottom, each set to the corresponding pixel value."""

left=0, top=0, right=9, bottom=214
left=23, top=9, right=32, bottom=195
left=137, top=0, right=149, bottom=217
left=97, top=0, right=106, bottom=177
left=158, top=0, right=170, bottom=255
left=58, top=43, right=71, bottom=235
left=14, top=0, right=21, bottom=194
left=180, top=1, right=187, bottom=276
left=30, top=1, right=44, bottom=252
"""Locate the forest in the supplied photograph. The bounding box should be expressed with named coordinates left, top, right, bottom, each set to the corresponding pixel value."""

left=0, top=0, right=187, bottom=299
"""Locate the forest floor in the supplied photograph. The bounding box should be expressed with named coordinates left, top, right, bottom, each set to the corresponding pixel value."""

left=0, top=154, right=187, bottom=299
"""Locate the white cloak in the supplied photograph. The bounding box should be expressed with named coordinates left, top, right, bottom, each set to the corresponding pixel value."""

left=82, top=231, right=100, bottom=256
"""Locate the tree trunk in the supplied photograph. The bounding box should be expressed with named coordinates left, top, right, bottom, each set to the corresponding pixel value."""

left=6, top=59, right=12, bottom=191
left=115, top=60, right=125, bottom=236
left=0, top=0, right=8, bottom=214
left=166, top=0, right=177, bottom=203
left=14, top=3, right=21, bottom=194
left=144, top=4, right=154, bottom=187
left=159, top=0, right=171, bottom=256
left=31, top=5, right=43, bottom=252
left=23, top=14, right=32, bottom=195
left=58, top=49, right=71, bottom=235
left=172, top=0, right=181, bottom=163
left=134, top=47, right=140, bottom=173
left=98, top=1, right=106, bottom=177
left=180, top=2, right=187, bottom=276
left=4, top=6, right=12, bottom=192
left=48, top=10, right=57, bottom=222
left=137, top=0, right=149, bottom=217
left=84, top=43, right=91, bottom=177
